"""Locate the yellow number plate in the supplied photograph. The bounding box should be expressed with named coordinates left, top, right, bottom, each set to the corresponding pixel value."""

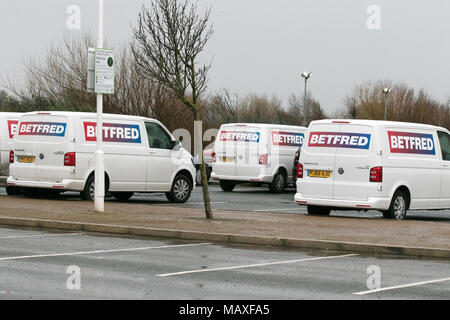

left=308, top=170, right=331, bottom=178
left=221, top=156, right=235, bottom=163
left=18, top=155, right=35, bottom=163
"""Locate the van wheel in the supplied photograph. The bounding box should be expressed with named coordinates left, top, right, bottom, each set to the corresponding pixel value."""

left=5, top=186, right=18, bottom=196
left=166, top=174, right=192, bottom=203
left=307, top=205, right=331, bottom=216
left=80, top=174, right=109, bottom=201
left=23, top=188, right=36, bottom=198
left=383, top=190, right=408, bottom=220
left=196, top=166, right=212, bottom=186
left=111, top=192, right=134, bottom=202
left=219, top=180, right=236, bottom=192
left=269, top=172, right=286, bottom=193
left=195, top=167, right=202, bottom=186
left=80, top=175, right=95, bottom=200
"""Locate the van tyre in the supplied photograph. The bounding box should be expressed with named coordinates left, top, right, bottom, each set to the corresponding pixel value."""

left=219, top=180, right=236, bottom=192
left=80, top=174, right=108, bottom=201
left=5, top=186, right=18, bottom=196
left=166, top=174, right=192, bottom=203
left=269, top=172, right=286, bottom=193
left=196, top=166, right=211, bottom=186
left=111, top=192, right=134, bottom=202
left=307, top=205, right=331, bottom=216
left=23, top=188, right=36, bottom=198
left=383, top=190, right=408, bottom=220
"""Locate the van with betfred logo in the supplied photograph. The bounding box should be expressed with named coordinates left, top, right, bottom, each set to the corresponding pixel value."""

left=0, top=112, right=22, bottom=193
left=7, top=111, right=195, bottom=203
left=211, top=123, right=307, bottom=193
left=295, top=119, right=450, bottom=219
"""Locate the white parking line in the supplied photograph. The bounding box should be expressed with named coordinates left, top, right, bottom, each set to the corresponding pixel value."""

left=354, top=277, right=450, bottom=295
left=157, top=253, right=358, bottom=277
left=0, top=232, right=84, bottom=239
left=253, top=208, right=306, bottom=212
left=0, top=242, right=212, bottom=261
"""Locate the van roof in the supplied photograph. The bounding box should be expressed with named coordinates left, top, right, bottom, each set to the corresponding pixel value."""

left=220, top=123, right=307, bottom=130
left=310, top=119, right=448, bottom=132
left=0, top=112, right=23, bottom=118
left=21, top=111, right=154, bottom=122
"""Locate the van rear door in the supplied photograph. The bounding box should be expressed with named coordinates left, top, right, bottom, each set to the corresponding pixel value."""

left=13, top=114, right=42, bottom=180
left=234, top=125, right=264, bottom=178
left=300, top=122, right=338, bottom=199
left=34, top=114, right=71, bottom=182
left=215, top=126, right=238, bottom=176
left=332, top=123, right=375, bottom=201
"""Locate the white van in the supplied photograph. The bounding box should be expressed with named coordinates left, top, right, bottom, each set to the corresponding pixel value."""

left=0, top=112, right=22, bottom=192
left=211, top=123, right=307, bottom=193
left=295, top=119, right=450, bottom=219
left=7, top=111, right=196, bottom=202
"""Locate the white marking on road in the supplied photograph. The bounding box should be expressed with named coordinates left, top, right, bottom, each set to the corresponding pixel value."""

left=354, top=277, right=450, bottom=295
left=253, top=208, right=306, bottom=212
left=0, top=232, right=84, bottom=239
left=153, top=201, right=227, bottom=205
left=157, top=253, right=358, bottom=277
left=0, top=242, right=212, bottom=261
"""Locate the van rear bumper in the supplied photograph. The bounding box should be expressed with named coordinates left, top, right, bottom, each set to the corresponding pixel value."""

left=6, top=177, right=85, bottom=191
left=294, top=192, right=391, bottom=211
left=211, top=172, right=273, bottom=183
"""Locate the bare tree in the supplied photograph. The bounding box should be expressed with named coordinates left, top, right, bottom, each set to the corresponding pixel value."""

left=132, top=0, right=214, bottom=219
left=287, top=93, right=327, bottom=125
left=340, top=80, right=450, bottom=129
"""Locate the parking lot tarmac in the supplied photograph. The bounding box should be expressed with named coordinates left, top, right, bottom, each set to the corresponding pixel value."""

left=0, top=227, right=448, bottom=300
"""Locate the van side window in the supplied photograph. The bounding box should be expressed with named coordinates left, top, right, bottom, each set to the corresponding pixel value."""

left=437, top=131, right=450, bottom=161
left=145, top=122, right=172, bottom=149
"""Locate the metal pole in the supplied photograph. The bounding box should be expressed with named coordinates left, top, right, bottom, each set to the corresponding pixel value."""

left=303, top=78, right=308, bottom=125
left=384, top=94, right=387, bottom=121
left=95, top=0, right=105, bottom=212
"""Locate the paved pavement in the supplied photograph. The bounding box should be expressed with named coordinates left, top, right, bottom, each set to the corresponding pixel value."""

left=0, top=227, right=448, bottom=300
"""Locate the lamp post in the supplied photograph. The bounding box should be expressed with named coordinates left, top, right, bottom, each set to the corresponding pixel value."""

left=95, top=0, right=105, bottom=212
left=383, top=87, right=391, bottom=121
left=301, top=72, right=312, bottom=125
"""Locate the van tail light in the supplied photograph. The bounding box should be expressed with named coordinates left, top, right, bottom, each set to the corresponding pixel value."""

left=64, top=152, right=76, bottom=166
left=296, top=163, right=304, bottom=178
left=9, top=150, right=14, bottom=163
left=370, top=166, right=382, bottom=182
left=259, top=154, right=268, bottom=165
left=211, top=151, right=216, bottom=162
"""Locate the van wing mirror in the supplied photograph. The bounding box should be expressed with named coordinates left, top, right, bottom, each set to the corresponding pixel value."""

left=172, top=140, right=182, bottom=151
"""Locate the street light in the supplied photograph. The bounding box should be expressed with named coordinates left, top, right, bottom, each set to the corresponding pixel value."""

left=301, top=72, right=312, bottom=125
left=383, top=87, right=391, bottom=121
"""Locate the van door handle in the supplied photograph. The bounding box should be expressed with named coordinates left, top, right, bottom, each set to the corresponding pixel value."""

left=356, top=166, right=370, bottom=169
left=53, top=151, right=65, bottom=155
left=443, top=164, right=449, bottom=168
left=15, top=149, right=25, bottom=152
left=149, top=151, right=156, bottom=155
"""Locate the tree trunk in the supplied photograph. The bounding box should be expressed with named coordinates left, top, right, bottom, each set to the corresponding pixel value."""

left=193, top=110, right=213, bottom=219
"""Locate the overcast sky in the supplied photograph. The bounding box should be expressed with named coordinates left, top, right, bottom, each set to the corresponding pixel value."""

left=1, top=0, right=449, bottom=115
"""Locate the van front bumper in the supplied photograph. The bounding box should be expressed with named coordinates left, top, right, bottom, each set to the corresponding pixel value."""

left=294, top=192, right=391, bottom=211
left=211, top=172, right=273, bottom=183
left=6, top=177, right=85, bottom=191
